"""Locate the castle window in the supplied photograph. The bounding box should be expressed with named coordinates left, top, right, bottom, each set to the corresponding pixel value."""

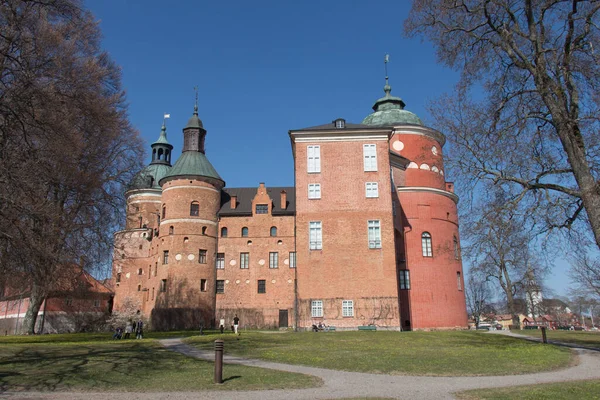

left=216, top=280, right=224, bottom=294
left=137, top=284, right=142, bottom=292
left=221, top=227, right=228, bottom=237
left=169, top=226, right=174, bottom=235
left=307, top=145, right=321, bottom=173
left=363, top=144, right=377, bottom=172
left=151, top=287, right=154, bottom=300
left=270, top=226, right=277, bottom=237
left=65, top=297, right=73, bottom=306
left=269, top=252, right=278, bottom=269
left=457, top=272, right=462, bottom=291
left=162, top=205, right=166, bottom=219
left=216, top=253, right=225, bottom=269
left=399, top=270, right=410, bottom=290
left=201, top=279, right=207, bottom=292
left=116, top=273, right=121, bottom=284
left=138, top=268, right=143, bottom=275
left=241, top=227, right=249, bottom=237
left=421, top=232, right=433, bottom=257
left=202, top=226, right=207, bottom=235
left=256, top=204, right=268, bottom=214
left=308, top=183, right=321, bottom=199
left=160, top=279, right=167, bottom=292
left=289, top=252, right=296, bottom=268
left=163, top=250, right=169, bottom=264
left=309, top=221, right=322, bottom=250
left=199, top=249, right=207, bottom=264
left=342, top=300, right=354, bottom=317
left=138, top=216, right=142, bottom=228
left=366, top=182, right=379, bottom=198
left=368, top=220, right=381, bottom=249
left=454, top=236, right=460, bottom=259
left=258, top=279, right=266, bottom=294
left=190, top=202, right=199, bottom=216
left=311, top=300, right=323, bottom=318
left=154, top=262, right=157, bottom=276
left=240, top=252, right=249, bottom=269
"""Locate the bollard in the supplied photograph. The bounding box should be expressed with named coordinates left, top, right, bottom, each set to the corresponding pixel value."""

left=214, top=339, right=224, bottom=384
left=541, top=326, right=547, bottom=344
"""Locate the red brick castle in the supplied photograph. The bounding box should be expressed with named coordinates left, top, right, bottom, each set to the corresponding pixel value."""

left=112, top=78, right=468, bottom=331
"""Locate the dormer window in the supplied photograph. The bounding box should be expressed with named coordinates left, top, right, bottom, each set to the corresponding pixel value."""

left=334, top=118, right=346, bottom=129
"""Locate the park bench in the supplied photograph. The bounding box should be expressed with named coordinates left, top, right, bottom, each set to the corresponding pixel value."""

left=326, top=326, right=336, bottom=332
left=358, top=325, right=377, bottom=331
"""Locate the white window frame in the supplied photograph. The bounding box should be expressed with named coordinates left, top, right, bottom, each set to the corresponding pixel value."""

left=216, top=253, right=225, bottom=269
left=399, top=270, right=410, bottom=290
left=422, top=232, right=433, bottom=257
left=363, top=144, right=377, bottom=172
left=311, top=300, right=323, bottom=317
left=240, top=252, right=249, bottom=269
left=342, top=300, right=354, bottom=317
left=368, top=220, right=381, bottom=249
left=307, top=145, right=321, bottom=173
left=269, top=252, right=279, bottom=269
left=309, top=221, right=322, bottom=250
left=366, top=182, right=379, bottom=198
left=308, top=183, right=321, bottom=199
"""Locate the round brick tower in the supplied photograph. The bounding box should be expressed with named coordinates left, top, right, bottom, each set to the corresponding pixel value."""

left=155, top=101, right=224, bottom=330
left=362, top=76, right=467, bottom=330
left=112, top=123, right=173, bottom=316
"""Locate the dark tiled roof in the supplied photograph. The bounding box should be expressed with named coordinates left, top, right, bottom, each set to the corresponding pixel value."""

left=219, top=187, right=295, bottom=216
left=291, top=122, right=392, bottom=132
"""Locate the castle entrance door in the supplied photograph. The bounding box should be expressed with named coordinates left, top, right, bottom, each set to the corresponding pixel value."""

left=278, top=310, right=288, bottom=328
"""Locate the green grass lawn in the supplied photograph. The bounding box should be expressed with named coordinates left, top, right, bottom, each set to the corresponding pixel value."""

left=0, top=334, right=321, bottom=392
left=455, top=379, right=600, bottom=399
left=186, top=330, right=573, bottom=376
left=514, top=329, right=600, bottom=348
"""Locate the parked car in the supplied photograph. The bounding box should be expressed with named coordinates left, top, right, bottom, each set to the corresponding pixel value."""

left=476, top=323, right=492, bottom=331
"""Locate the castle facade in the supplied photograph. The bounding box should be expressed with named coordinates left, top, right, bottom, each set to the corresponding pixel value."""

left=112, top=82, right=468, bottom=331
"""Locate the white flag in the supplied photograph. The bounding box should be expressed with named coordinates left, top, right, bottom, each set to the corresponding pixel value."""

left=164, top=113, right=171, bottom=119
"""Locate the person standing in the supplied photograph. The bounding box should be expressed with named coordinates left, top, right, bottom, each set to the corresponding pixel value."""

left=135, top=319, right=144, bottom=339
left=124, top=321, right=133, bottom=339
left=233, top=315, right=240, bottom=335
left=219, top=317, right=225, bottom=334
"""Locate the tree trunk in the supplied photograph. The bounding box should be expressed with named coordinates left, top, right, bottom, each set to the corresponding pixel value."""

left=22, top=283, right=45, bottom=334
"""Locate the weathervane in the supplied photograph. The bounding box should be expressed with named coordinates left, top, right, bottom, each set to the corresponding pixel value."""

left=193, top=85, right=199, bottom=114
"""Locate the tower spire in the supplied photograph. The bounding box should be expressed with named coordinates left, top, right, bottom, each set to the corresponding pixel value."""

left=384, top=54, right=391, bottom=96
left=193, top=85, right=199, bottom=115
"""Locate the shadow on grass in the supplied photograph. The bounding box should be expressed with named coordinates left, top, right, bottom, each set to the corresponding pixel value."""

left=222, top=375, right=242, bottom=383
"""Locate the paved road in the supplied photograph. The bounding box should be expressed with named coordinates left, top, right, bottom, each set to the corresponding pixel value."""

left=2, top=332, right=600, bottom=400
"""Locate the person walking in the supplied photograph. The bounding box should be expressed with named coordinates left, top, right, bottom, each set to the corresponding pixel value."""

left=233, top=315, right=240, bottom=335
left=135, top=319, right=144, bottom=339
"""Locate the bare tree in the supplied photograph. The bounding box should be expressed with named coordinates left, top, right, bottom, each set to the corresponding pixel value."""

left=465, top=269, right=492, bottom=328
left=570, top=251, right=600, bottom=298
left=0, top=0, right=144, bottom=333
left=405, top=1, right=600, bottom=250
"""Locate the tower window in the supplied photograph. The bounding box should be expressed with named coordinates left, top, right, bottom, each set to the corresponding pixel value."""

left=256, top=204, right=268, bottom=214
left=457, top=272, right=462, bottom=291
left=421, top=232, right=433, bottom=257
left=201, top=279, right=207, bottom=292
left=221, top=227, right=228, bottom=237
left=138, top=216, right=143, bottom=228
left=162, top=205, right=166, bottom=219
left=138, top=268, right=143, bottom=275
left=116, top=273, right=121, bottom=284
left=454, top=236, right=460, bottom=260
left=163, top=250, right=169, bottom=264
left=216, top=280, right=225, bottom=294
left=169, top=226, right=174, bottom=235
left=241, top=227, right=249, bottom=237
left=399, top=270, right=410, bottom=290
left=190, top=201, right=199, bottom=216
left=216, top=253, right=225, bottom=269
left=199, top=249, right=207, bottom=264
left=270, top=226, right=277, bottom=237
left=137, top=284, right=142, bottom=292
left=258, top=279, right=266, bottom=294
left=160, top=279, right=167, bottom=292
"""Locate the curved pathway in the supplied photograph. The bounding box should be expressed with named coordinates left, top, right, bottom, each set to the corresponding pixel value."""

left=3, top=333, right=600, bottom=400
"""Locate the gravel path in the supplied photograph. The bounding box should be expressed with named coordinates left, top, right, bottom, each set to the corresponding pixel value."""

left=3, top=332, right=600, bottom=400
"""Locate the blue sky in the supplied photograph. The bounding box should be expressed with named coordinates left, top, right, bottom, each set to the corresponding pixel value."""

left=86, top=0, right=571, bottom=297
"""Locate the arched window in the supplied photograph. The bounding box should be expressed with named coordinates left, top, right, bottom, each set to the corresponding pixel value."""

left=270, top=226, right=277, bottom=237
left=158, top=148, right=164, bottom=160
left=454, top=236, right=460, bottom=260
left=221, top=227, right=228, bottom=237
left=241, top=227, right=249, bottom=237
left=169, top=226, right=174, bottom=235
left=190, top=201, right=199, bottom=216
left=162, top=205, right=166, bottom=219
left=421, top=232, right=433, bottom=257
left=138, top=268, right=143, bottom=275
left=202, top=226, right=207, bottom=235
left=152, top=148, right=157, bottom=161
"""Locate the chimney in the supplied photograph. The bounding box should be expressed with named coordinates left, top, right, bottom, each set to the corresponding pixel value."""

left=230, top=195, right=237, bottom=209
left=280, top=190, right=287, bottom=210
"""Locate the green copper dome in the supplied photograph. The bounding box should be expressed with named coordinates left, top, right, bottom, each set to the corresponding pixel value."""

left=362, top=80, right=422, bottom=126
left=128, top=163, right=171, bottom=190
left=160, top=150, right=223, bottom=184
